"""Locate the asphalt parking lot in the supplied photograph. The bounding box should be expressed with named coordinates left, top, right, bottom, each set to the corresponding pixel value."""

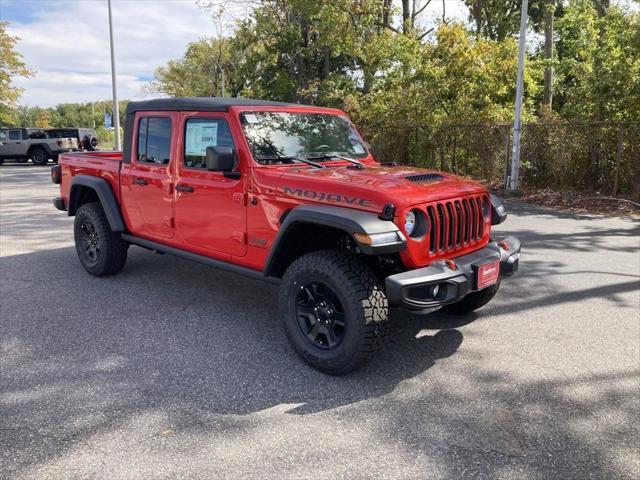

left=1, top=164, right=638, bottom=480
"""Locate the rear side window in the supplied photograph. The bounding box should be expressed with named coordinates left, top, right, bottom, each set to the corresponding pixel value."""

left=8, top=130, right=21, bottom=140
left=137, top=117, right=172, bottom=164
left=184, top=118, right=234, bottom=169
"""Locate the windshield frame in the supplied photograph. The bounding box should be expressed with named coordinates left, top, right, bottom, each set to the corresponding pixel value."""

left=231, top=106, right=374, bottom=168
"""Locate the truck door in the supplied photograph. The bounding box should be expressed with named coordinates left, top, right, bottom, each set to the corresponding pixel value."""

left=174, top=113, right=247, bottom=257
left=3, top=129, right=25, bottom=158
left=120, top=114, right=176, bottom=239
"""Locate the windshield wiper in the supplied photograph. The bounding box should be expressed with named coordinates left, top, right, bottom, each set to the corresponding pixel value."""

left=307, top=153, right=365, bottom=169
left=258, top=155, right=324, bottom=168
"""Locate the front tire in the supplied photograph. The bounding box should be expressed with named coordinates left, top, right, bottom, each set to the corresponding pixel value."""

left=30, top=148, right=48, bottom=165
left=441, top=283, right=500, bottom=315
left=74, top=202, right=128, bottom=276
left=279, top=250, right=389, bottom=375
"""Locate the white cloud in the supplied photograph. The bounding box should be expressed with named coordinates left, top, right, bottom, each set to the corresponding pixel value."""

left=6, top=0, right=474, bottom=107
left=6, top=0, right=230, bottom=106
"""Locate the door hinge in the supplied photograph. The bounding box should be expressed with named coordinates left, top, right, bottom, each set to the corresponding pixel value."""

left=233, top=192, right=247, bottom=206
left=233, top=231, right=246, bottom=244
left=162, top=216, right=174, bottom=228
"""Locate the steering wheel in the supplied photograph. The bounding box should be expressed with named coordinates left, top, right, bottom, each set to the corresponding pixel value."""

left=312, top=144, right=333, bottom=152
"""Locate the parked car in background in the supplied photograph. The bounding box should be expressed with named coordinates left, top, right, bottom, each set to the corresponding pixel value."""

left=47, top=128, right=99, bottom=151
left=0, top=128, right=79, bottom=165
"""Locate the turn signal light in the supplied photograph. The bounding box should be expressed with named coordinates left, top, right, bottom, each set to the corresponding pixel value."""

left=353, top=231, right=401, bottom=246
left=498, top=240, right=510, bottom=251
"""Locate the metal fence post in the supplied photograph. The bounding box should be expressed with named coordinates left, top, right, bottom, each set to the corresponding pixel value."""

left=612, top=123, right=624, bottom=197
left=504, top=125, right=511, bottom=189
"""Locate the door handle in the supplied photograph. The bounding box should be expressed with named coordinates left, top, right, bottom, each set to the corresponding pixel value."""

left=175, top=184, right=194, bottom=193
left=133, top=177, right=148, bottom=185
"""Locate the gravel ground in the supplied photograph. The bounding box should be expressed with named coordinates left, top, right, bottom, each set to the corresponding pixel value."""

left=1, top=164, right=639, bottom=480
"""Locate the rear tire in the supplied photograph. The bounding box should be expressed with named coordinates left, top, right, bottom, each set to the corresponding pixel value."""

left=279, top=250, right=389, bottom=375
left=30, top=148, right=48, bottom=165
left=441, top=283, right=500, bottom=315
left=74, top=202, right=128, bottom=276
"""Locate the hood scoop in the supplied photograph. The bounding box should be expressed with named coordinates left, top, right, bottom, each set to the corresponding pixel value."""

left=405, top=173, right=444, bottom=183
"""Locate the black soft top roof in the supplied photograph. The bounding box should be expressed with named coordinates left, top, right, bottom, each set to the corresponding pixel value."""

left=125, top=97, right=300, bottom=114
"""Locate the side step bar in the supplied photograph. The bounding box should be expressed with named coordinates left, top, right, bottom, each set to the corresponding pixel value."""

left=120, top=234, right=281, bottom=285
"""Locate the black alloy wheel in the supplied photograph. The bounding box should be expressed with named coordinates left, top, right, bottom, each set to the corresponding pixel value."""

left=295, top=281, right=346, bottom=349
left=79, top=219, right=100, bottom=265
left=31, top=148, right=48, bottom=165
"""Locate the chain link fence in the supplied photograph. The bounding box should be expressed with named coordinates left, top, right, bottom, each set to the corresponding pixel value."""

left=366, top=122, right=640, bottom=200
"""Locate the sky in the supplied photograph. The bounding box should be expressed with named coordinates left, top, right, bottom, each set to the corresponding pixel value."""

left=2, top=0, right=467, bottom=107
left=2, top=0, right=228, bottom=106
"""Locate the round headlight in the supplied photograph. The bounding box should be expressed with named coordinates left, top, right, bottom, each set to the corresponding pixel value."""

left=405, top=210, right=416, bottom=236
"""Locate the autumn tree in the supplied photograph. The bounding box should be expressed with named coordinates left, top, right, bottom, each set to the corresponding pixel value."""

left=0, top=21, right=33, bottom=126
left=148, top=37, right=242, bottom=97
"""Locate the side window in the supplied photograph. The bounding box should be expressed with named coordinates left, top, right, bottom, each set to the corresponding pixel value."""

left=136, top=117, right=172, bottom=165
left=184, top=118, right=234, bottom=169
left=8, top=130, right=21, bottom=140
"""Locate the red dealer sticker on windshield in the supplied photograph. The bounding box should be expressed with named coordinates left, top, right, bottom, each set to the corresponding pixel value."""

left=477, top=260, right=500, bottom=289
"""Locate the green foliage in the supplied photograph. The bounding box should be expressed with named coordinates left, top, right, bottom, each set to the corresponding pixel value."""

left=555, top=0, right=640, bottom=121
left=10, top=1, right=637, bottom=196
left=0, top=21, right=34, bottom=126
left=13, top=100, right=128, bottom=131
left=148, top=37, right=242, bottom=97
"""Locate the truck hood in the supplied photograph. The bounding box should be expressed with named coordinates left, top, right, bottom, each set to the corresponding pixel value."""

left=274, top=164, right=487, bottom=211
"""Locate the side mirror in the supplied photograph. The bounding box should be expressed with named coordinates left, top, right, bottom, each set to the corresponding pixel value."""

left=205, top=146, right=235, bottom=172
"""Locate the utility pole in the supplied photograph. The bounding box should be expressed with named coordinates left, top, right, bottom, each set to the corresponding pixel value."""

left=107, top=0, right=121, bottom=150
left=542, top=0, right=555, bottom=109
left=510, top=0, right=528, bottom=191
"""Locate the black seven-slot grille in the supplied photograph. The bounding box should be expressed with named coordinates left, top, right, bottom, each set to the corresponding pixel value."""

left=426, top=195, right=488, bottom=253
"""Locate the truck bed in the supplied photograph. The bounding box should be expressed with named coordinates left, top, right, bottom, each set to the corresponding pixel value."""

left=58, top=151, right=123, bottom=205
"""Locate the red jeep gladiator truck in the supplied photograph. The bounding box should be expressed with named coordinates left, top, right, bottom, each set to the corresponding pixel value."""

left=52, top=97, right=520, bottom=374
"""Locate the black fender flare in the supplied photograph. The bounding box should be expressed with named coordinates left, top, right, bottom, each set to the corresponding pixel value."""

left=68, top=175, right=125, bottom=232
left=264, top=204, right=406, bottom=278
left=490, top=194, right=507, bottom=225
left=28, top=143, right=53, bottom=156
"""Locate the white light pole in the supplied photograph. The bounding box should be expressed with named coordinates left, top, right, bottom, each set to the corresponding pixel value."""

left=107, top=0, right=121, bottom=150
left=510, top=0, right=528, bottom=191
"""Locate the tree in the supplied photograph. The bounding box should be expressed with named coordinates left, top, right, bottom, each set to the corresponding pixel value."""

left=148, top=37, right=242, bottom=97
left=555, top=0, right=639, bottom=121
left=0, top=21, right=33, bottom=126
left=34, top=109, right=52, bottom=128
left=463, top=0, right=522, bottom=41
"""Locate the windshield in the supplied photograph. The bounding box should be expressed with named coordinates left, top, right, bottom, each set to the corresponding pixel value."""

left=240, top=112, right=369, bottom=164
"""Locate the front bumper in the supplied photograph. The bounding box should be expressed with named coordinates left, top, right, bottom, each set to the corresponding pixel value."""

left=385, top=236, right=521, bottom=310
left=53, top=196, right=66, bottom=211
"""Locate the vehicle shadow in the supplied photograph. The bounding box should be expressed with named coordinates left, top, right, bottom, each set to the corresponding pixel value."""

left=1, top=245, right=471, bottom=476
